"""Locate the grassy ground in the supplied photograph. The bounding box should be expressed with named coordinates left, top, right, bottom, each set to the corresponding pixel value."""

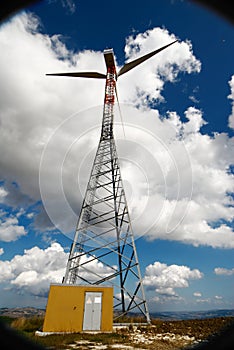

left=1, top=315, right=233, bottom=349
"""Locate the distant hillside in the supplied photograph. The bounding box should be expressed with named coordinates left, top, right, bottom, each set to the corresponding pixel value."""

left=150, top=309, right=234, bottom=320
left=1, top=307, right=234, bottom=320
left=0, top=307, right=45, bottom=319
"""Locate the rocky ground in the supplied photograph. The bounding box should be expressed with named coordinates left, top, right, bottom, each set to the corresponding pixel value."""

left=65, top=327, right=199, bottom=349
left=35, top=318, right=234, bottom=350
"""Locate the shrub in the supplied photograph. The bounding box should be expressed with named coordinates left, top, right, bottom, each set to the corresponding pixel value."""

left=11, top=316, right=44, bottom=332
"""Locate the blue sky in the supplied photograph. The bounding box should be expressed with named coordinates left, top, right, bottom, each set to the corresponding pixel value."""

left=0, top=0, right=233, bottom=313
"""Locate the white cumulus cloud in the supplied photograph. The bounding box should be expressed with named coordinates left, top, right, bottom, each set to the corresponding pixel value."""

left=214, top=267, right=234, bottom=276
left=0, top=187, right=8, bottom=202
left=0, top=214, right=27, bottom=242
left=0, top=12, right=233, bottom=249
left=118, top=27, right=201, bottom=104
left=0, top=243, right=67, bottom=296
left=143, top=261, right=203, bottom=298
left=0, top=242, right=117, bottom=297
left=228, top=75, right=234, bottom=129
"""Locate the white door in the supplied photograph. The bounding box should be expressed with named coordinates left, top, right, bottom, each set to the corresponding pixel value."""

left=83, top=292, right=102, bottom=331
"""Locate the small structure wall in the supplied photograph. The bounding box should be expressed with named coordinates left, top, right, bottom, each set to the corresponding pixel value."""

left=42, top=284, right=113, bottom=333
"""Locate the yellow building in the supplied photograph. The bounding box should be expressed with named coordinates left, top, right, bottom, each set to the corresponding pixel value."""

left=42, top=284, right=113, bottom=333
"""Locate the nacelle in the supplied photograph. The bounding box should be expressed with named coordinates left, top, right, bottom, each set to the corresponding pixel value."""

left=104, top=49, right=115, bottom=70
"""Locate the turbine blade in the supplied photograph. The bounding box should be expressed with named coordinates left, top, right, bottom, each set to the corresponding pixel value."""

left=117, top=40, right=178, bottom=77
left=46, top=72, right=106, bottom=79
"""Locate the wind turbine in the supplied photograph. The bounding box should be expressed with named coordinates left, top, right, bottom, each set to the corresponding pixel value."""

left=47, top=40, right=177, bottom=323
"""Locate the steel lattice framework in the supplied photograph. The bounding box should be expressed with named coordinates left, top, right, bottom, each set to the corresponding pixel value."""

left=47, top=42, right=177, bottom=323
left=63, top=63, right=150, bottom=322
